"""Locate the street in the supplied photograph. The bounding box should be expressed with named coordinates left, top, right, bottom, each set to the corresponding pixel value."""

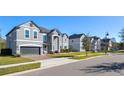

left=17, top=54, right=124, bottom=76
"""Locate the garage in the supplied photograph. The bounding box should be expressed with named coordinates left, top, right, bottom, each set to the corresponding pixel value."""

left=20, top=46, right=41, bottom=55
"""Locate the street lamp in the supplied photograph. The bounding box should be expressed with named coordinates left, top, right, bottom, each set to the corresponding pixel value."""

left=105, top=32, right=109, bottom=54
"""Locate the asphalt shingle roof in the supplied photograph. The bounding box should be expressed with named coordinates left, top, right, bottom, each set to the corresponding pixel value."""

left=39, top=26, right=50, bottom=33
left=69, top=34, right=84, bottom=39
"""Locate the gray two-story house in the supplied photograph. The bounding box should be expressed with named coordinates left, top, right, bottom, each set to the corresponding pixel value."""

left=69, top=34, right=85, bottom=52
left=101, top=38, right=113, bottom=51
left=6, top=21, right=43, bottom=55
left=6, top=21, right=69, bottom=55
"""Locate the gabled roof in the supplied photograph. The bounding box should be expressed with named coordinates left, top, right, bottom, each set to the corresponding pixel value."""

left=62, top=33, right=69, bottom=38
left=69, top=33, right=85, bottom=39
left=6, top=20, right=41, bottom=36
left=6, top=26, right=20, bottom=36
left=49, top=28, right=62, bottom=35
left=90, top=36, right=100, bottom=40
left=6, top=21, right=67, bottom=37
left=102, top=38, right=111, bottom=42
left=39, top=26, right=50, bottom=33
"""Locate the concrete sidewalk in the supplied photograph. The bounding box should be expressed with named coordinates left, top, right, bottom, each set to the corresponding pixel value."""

left=41, top=57, right=79, bottom=69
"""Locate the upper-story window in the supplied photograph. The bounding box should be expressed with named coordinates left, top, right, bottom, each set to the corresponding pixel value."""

left=24, top=29, right=30, bottom=39
left=33, top=31, right=38, bottom=39
left=43, top=35, right=47, bottom=43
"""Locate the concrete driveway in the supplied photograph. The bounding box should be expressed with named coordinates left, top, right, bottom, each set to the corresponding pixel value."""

left=17, top=54, right=124, bottom=76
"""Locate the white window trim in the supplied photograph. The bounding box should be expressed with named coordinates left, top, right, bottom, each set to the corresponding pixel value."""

left=33, top=30, right=38, bottom=40
left=24, top=28, right=30, bottom=39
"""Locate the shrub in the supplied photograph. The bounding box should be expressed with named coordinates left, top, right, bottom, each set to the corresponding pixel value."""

left=65, top=49, right=70, bottom=53
left=1, top=48, right=12, bottom=55
left=55, top=50, right=59, bottom=53
left=61, top=49, right=70, bottom=53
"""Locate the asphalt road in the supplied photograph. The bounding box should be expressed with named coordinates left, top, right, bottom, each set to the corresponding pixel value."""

left=17, top=54, right=124, bottom=76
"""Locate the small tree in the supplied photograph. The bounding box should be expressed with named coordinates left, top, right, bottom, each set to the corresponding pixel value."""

left=119, top=28, right=124, bottom=42
left=119, top=29, right=124, bottom=50
left=82, top=34, right=91, bottom=56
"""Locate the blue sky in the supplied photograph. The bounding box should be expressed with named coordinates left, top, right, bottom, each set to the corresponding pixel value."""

left=0, top=16, right=124, bottom=42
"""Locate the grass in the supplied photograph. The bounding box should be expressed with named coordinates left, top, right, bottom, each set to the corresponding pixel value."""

left=48, top=52, right=105, bottom=59
left=48, top=52, right=92, bottom=57
left=72, top=53, right=105, bottom=60
left=0, top=63, right=41, bottom=75
left=114, top=50, right=124, bottom=53
left=0, top=56, right=33, bottom=65
left=48, top=52, right=104, bottom=57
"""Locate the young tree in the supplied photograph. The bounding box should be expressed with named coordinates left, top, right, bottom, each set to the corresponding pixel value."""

left=119, top=28, right=124, bottom=42
left=82, top=34, right=91, bottom=56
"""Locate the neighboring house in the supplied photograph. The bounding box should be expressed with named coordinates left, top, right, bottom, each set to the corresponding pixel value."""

left=101, top=38, right=113, bottom=51
left=90, top=36, right=101, bottom=52
left=47, top=29, right=69, bottom=53
left=69, top=34, right=85, bottom=52
left=47, top=29, right=62, bottom=53
left=6, top=21, right=69, bottom=55
left=62, top=33, right=69, bottom=49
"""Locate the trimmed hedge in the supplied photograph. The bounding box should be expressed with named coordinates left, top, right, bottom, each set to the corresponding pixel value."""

left=0, top=63, right=41, bottom=75
left=1, top=48, right=12, bottom=55
left=61, top=49, right=70, bottom=53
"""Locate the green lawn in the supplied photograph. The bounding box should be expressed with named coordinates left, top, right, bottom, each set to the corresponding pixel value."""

left=0, top=63, right=40, bottom=75
left=72, top=53, right=105, bottom=60
left=48, top=52, right=89, bottom=57
left=113, top=50, right=124, bottom=53
left=0, top=56, right=33, bottom=65
left=48, top=52, right=105, bottom=59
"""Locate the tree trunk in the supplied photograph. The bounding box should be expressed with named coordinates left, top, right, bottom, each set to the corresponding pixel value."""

left=85, top=50, right=88, bottom=56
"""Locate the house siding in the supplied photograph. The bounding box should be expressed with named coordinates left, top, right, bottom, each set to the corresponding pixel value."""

left=62, top=34, right=69, bottom=49
left=6, top=30, right=17, bottom=55
left=69, top=35, right=85, bottom=52
left=69, top=38, right=84, bottom=52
